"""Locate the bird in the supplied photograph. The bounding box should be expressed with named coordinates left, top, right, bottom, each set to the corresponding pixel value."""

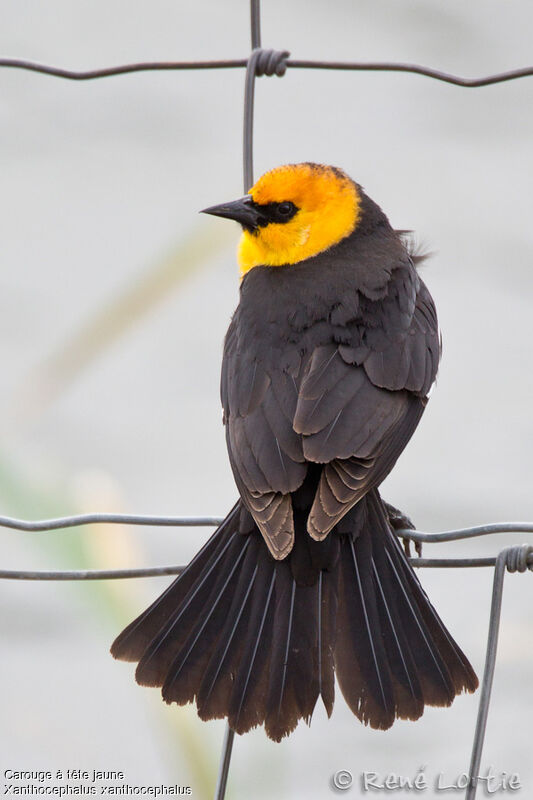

left=111, top=162, right=478, bottom=742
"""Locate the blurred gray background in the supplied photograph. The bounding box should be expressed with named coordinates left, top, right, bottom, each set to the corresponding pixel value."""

left=1, top=0, right=532, bottom=797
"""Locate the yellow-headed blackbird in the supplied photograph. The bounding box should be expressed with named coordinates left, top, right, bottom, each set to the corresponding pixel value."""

left=111, top=163, right=478, bottom=741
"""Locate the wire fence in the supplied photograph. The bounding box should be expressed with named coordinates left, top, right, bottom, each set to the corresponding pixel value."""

left=1, top=1, right=533, bottom=799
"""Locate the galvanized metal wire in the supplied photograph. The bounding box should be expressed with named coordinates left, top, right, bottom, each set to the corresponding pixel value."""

left=2, top=57, right=533, bottom=88
left=1, top=1, right=532, bottom=798
left=466, top=546, right=533, bottom=800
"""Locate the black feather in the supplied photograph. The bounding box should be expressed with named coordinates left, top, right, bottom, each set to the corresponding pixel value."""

left=112, top=180, right=477, bottom=741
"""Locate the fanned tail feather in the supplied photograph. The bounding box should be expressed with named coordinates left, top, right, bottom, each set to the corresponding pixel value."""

left=334, top=489, right=478, bottom=727
left=111, top=492, right=477, bottom=740
left=111, top=502, right=337, bottom=741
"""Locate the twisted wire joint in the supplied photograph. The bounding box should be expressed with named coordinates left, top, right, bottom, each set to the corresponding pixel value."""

left=252, top=48, right=290, bottom=77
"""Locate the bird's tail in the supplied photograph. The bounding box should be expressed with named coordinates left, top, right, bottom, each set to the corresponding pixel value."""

left=111, top=492, right=478, bottom=741
left=333, top=489, right=478, bottom=728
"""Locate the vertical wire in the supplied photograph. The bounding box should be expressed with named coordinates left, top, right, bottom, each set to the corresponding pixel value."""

left=250, top=0, right=261, bottom=49
left=243, top=51, right=261, bottom=191
left=465, top=551, right=508, bottom=800
left=243, top=1, right=262, bottom=191
left=214, top=724, right=236, bottom=800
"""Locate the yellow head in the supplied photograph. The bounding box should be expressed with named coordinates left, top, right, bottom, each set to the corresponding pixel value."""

left=202, top=163, right=361, bottom=276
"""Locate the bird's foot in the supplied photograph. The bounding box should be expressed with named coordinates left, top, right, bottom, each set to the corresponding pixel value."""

left=384, top=501, right=422, bottom=558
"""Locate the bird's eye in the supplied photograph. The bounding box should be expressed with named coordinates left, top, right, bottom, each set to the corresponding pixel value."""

left=276, top=201, right=296, bottom=219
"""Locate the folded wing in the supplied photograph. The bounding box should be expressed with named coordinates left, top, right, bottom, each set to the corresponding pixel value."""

left=222, top=262, right=440, bottom=554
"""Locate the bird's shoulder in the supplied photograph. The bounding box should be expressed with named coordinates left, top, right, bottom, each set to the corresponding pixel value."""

left=222, top=226, right=438, bottom=411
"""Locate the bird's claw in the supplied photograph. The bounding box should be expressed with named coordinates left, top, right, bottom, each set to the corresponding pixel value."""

left=384, top=501, right=423, bottom=558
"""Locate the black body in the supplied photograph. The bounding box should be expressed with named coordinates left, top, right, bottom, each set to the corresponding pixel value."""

left=111, top=186, right=478, bottom=740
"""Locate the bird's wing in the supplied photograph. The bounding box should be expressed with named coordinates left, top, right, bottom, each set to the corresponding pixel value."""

left=222, top=264, right=439, bottom=552
left=222, top=322, right=307, bottom=559
left=293, top=266, right=440, bottom=538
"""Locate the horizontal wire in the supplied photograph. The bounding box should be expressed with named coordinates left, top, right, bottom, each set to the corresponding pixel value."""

left=0, top=56, right=532, bottom=87
left=1, top=513, right=532, bottom=542
left=0, top=57, right=246, bottom=79
left=288, top=59, right=533, bottom=87
left=399, top=522, right=533, bottom=542
left=1, top=554, right=529, bottom=581
left=0, top=565, right=184, bottom=580
left=413, top=557, right=500, bottom=569
left=0, top=513, right=224, bottom=531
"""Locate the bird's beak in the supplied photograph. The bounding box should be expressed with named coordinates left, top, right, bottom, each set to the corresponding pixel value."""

left=200, top=195, right=261, bottom=232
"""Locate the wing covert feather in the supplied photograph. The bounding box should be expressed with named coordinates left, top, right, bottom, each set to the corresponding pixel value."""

left=222, top=261, right=439, bottom=549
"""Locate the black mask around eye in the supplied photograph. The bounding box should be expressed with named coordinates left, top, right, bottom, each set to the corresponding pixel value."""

left=256, top=201, right=298, bottom=227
